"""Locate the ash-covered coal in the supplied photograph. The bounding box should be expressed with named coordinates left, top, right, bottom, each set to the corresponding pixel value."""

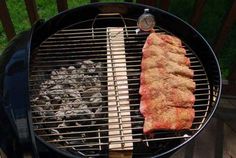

left=32, top=60, right=104, bottom=148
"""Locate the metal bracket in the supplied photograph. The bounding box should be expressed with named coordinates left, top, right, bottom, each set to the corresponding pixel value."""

left=91, top=13, right=129, bottom=39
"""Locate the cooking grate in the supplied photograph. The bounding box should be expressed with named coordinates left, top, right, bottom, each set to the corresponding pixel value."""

left=29, top=25, right=211, bottom=157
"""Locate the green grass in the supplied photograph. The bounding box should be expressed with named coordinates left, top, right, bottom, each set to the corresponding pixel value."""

left=0, top=0, right=235, bottom=78
left=0, top=0, right=30, bottom=50
left=37, top=0, right=57, bottom=20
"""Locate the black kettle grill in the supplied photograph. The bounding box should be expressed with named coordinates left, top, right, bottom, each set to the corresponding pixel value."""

left=0, top=2, right=221, bottom=158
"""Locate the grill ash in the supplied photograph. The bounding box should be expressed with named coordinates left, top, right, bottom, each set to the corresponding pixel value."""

left=32, top=60, right=103, bottom=147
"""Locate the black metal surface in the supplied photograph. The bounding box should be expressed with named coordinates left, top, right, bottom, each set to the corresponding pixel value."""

left=0, top=96, right=20, bottom=158
left=0, top=2, right=222, bottom=158
left=0, top=27, right=41, bottom=157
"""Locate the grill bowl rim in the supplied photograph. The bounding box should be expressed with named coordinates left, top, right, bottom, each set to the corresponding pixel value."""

left=29, top=2, right=222, bottom=158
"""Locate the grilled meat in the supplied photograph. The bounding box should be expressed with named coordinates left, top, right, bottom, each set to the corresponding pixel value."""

left=140, top=81, right=195, bottom=108
left=159, top=34, right=183, bottom=47
left=142, top=45, right=190, bottom=66
left=140, top=33, right=195, bottom=134
left=141, top=104, right=195, bottom=133
left=143, top=33, right=186, bottom=55
left=140, top=68, right=195, bottom=91
left=141, top=57, right=194, bottom=77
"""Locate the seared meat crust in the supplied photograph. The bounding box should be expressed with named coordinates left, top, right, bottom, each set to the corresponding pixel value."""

left=140, top=33, right=195, bottom=134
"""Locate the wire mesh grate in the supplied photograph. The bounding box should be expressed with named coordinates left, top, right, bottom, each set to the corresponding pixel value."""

left=29, top=26, right=211, bottom=157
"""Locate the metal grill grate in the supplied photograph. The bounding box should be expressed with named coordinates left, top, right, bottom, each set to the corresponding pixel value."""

left=29, top=26, right=210, bottom=157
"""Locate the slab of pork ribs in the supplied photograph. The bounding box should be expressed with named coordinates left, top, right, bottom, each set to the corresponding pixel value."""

left=139, top=33, right=196, bottom=134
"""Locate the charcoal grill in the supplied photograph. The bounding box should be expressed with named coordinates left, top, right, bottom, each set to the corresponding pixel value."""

left=0, top=2, right=221, bottom=158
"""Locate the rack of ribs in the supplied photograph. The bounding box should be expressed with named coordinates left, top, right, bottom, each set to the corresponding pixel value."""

left=140, top=33, right=196, bottom=134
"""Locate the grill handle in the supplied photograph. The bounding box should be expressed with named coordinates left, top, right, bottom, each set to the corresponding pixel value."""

left=91, top=13, right=129, bottom=38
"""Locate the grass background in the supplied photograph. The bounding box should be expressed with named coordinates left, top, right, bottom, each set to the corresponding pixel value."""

left=0, top=0, right=235, bottom=78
